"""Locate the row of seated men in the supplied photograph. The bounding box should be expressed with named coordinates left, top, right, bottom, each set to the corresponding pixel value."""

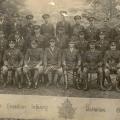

left=1, top=32, right=120, bottom=92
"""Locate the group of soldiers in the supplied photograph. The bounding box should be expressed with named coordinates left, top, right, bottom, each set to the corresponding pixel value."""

left=0, top=10, right=120, bottom=91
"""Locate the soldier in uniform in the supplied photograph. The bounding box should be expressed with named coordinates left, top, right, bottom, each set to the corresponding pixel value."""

left=96, top=31, right=109, bottom=57
left=56, top=26, right=69, bottom=49
left=1, top=39, right=23, bottom=88
left=56, top=11, right=71, bottom=38
left=23, top=40, right=44, bottom=89
left=71, top=15, right=85, bottom=39
left=33, top=25, right=45, bottom=49
left=104, top=41, right=120, bottom=91
left=22, top=14, right=34, bottom=49
left=44, top=37, right=62, bottom=87
left=76, top=31, right=88, bottom=53
left=86, top=17, right=99, bottom=41
left=0, top=31, right=8, bottom=67
left=62, top=41, right=81, bottom=89
left=40, top=14, right=55, bottom=48
left=82, top=41, right=104, bottom=91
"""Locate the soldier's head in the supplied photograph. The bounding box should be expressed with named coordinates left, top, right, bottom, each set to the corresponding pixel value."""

left=49, top=37, right=56, bottom=47
left=104, top=17, right=109, bottom=26
left=79, top=31, right=85, bottom=39
left=33, top=25, right=40, bottom=34
left=110, top=41, right=117, bottom=51
left=68, top=41, right=75, bottom=48
left=31, top=40, right=38, bottom=49
left=42, top=14, right=50, bottom=24
left=99, top=31, right=105, bottom=40
left=59, top=11, right=68, bottom=21
left=12, top=13, right=19, bottom=22
left=74, top=15, right=81, bottom=24
left=0, top=31, right=4, bottom=38
left=89, top=40, right=96, bottom=50
left=88, top=17, right=95, bottom=26
left=26, top=14, right=34, bottom=24
left=9, top=40, right=16, bottom=49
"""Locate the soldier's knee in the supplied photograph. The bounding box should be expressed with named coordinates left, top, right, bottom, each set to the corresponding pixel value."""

left=23, top=67, right=29, bottom=73
left=16, top=68, right=22, bottom=75
left=1, top=66, right=8, bottom=74
left=83, top=67, right=88, bottom=73
left=56, top=68, right=63, bottom=75
left=38, top=66, right=44, bottom=74
left=117, top=69, right=120, bottom=76
left=104, top=68, right=110, bottom=76
left=98, top=67, right=103, bottom=73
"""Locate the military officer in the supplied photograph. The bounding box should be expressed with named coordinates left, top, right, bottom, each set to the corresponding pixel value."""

left=71, top=15, right=85, bottom=38
left=62, top=40, right=81, bottom=89
left=82, top=40, right=104, bottom=91
left=56, top=11, right=71, bottom=38
left=22, top=14, right=34, bottom=49
left=0, top=31, right=8, bottom=66
left=86, top=17, right=99, bottom=41
left=96, top=31, right=109, bottom=57
left=56, top=26, right=69, bottom=49
left=23, top=40, right=44, bottom=89
left=44, top=37, right=62, bottom=87
left=104, top=41, right=120, bottom=91
left=33, top=25, right=45, bottom=49
left=40, top=14, right=55, bottom=48
left=77, top=30, right=88, bottom=53
left=1, top=39, right=23, bottom=88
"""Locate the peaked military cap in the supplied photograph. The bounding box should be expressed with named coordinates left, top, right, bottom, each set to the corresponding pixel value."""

left=74, top=15, right=81, bottom=20
left=42, top=14, right=50, bottom=19
left=26, top=14, right=34, bottom=20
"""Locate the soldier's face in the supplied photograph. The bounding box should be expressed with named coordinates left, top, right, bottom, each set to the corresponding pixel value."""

left=79, top=34, right=84, bottom=39
left=90, top=44, right=95, bottom=49
left=50, top=41, right=55, bottom=46
left=110, top=45, right=116, bottom=50
left=44, top=18, right=49, bottom=23
left=100, top=35, right=105, bottom=39
left=34, top=29, right=40, bottom=34
left=75, top=19, right=81, bottom=24
left=31, top=42, right=37, bottom=48
left=69, top=43, right=74, bottom=48
left=9, top=42, right=15, bottom=49
left=89, top=20, right=94, bottom=25
left=0, top=34, right=4, bottom=38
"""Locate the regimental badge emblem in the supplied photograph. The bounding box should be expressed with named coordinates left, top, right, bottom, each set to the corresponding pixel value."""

left=58, top=98, right=76, bottom=119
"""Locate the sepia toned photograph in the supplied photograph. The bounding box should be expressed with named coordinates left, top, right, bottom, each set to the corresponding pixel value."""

left=0, top=0, right=120, bottom=99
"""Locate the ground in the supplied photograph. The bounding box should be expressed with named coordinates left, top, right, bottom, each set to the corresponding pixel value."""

left=0, top=74, right=119, bottom=99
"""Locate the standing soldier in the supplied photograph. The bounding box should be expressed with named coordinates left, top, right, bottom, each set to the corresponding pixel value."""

left=97, top=31, right=109, bottom=57
left=23, top=40, right=44, bottom=89
left=86, top=17, right=99, bottom=41
left=56, top=26, right=69, bottom=49
left=44, top=37, right=62, bottom=87
left=76, top=31, right=88, bottom=53
left=1, top=39, right=23, bottom=88
left=11, top=13, right=22, bottom=34
left=104, top=41, right=120, bottom=91
left=56, top=11, right=71, bottom=38
left=71, top=15, right=85, bottom=39
left=33, top=25, right=45, bottom=49
left=62, top=41, right=81, bottom=89
left=82, top=41, right=104, bottom=91
left=40, top=14, right=55, bottom=48
left=22, top=14, right=34, bottom=49
left=0, top=31, right=8, bottom=67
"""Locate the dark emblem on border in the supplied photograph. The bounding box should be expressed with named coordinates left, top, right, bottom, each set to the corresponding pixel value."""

left=58, top=98, right=76, bottom=119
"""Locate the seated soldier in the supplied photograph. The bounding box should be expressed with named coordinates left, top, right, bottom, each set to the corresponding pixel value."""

left=44, top=37, right=62, bottom=87
left=1, top=39, right=23, bottom=88
left=62, top=41, right=81, bottom=89
left=104, top=41, right=120, bottom=91
left=82, top=40, right=105, bottom=91
left=23, top=40, right=44, bottom=89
